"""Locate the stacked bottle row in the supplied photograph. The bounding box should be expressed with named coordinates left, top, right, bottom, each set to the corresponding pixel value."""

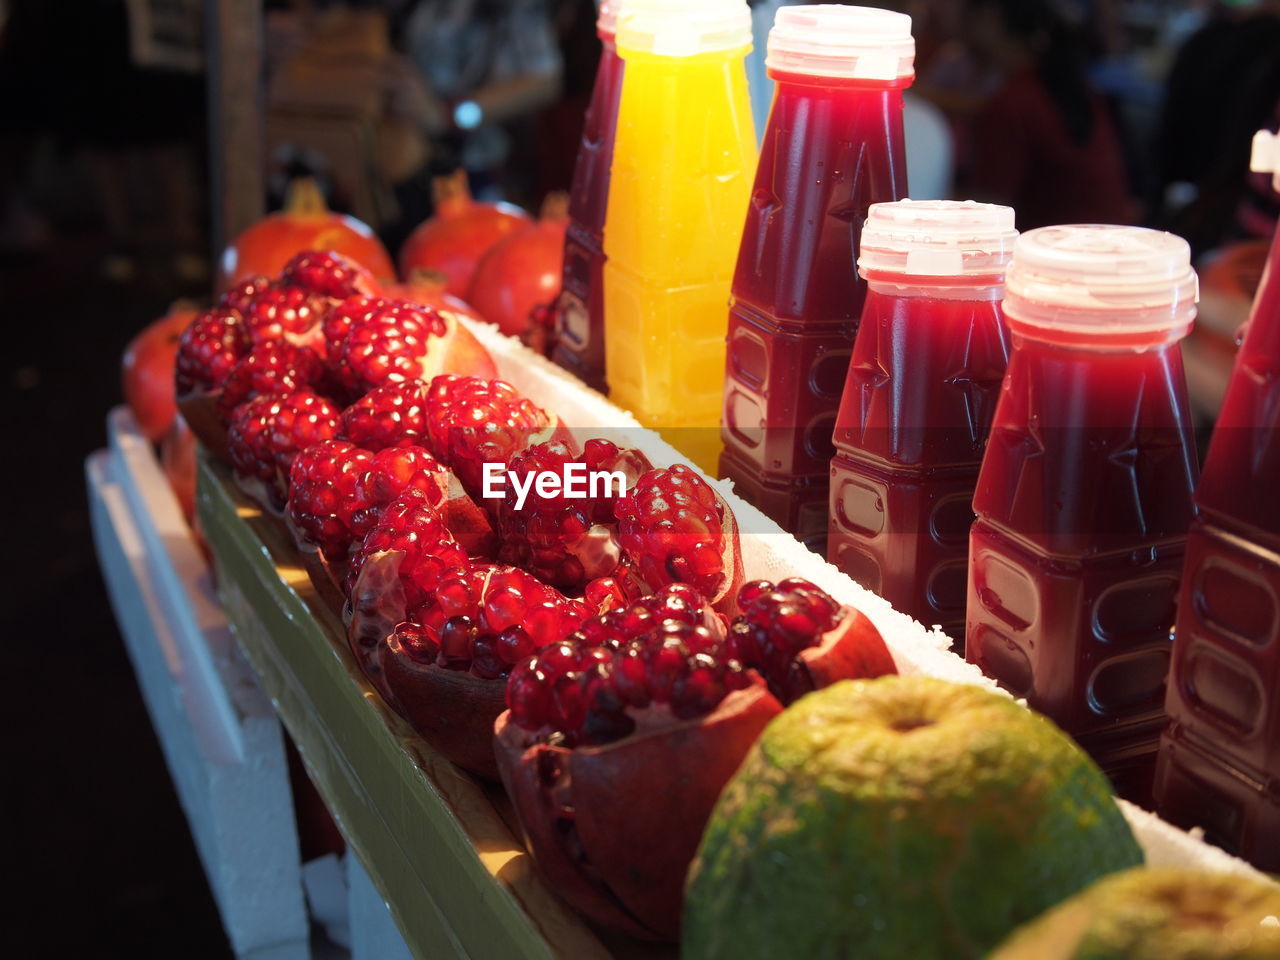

left=548, top=2, right=1278, bottom=872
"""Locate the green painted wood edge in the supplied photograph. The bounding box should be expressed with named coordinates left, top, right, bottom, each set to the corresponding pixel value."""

left=196, top=455, right=566, bottom=960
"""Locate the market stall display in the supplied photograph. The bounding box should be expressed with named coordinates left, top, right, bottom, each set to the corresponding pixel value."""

left=88, top=3, right=1280, bottom=957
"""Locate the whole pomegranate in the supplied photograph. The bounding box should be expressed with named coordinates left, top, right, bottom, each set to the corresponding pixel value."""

left=466, top=194, right=568, bottom=337
left=218, top=178, right=396, bottom=289
left=398, top=171, right=529, bottom=298
left=122, top=302, right=199, bottom=442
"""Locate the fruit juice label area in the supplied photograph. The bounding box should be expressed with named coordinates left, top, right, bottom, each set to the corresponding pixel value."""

left=115, top=3, right=1280, bottom=957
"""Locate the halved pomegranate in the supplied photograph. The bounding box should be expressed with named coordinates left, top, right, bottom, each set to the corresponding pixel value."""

left=613, top=465, right=745, bottom=615
left=727, top=577, right=897, bottom=702
left=373, top=564, right=590, bottom=779
left=494, top=437, right=652, bottom=592
left=493, top=584, right=783, bottom=939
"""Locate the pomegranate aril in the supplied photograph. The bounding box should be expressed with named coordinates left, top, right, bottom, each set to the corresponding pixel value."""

left=394, top=621, right=440, bottom=665
left=441, top=616, right=477, bottom=668
left=539, top=642, right=581, bottom=681
left=508, top=661, right=550, bottom=729
left=550, top=675, right=588, bottom=733
left=496, top=626, right=537, bottom=666
left=613, top=648, right=651, bottom=708
left=672, top=661, right=725, bottom=721
left=471, top=638, right=506, bottom=680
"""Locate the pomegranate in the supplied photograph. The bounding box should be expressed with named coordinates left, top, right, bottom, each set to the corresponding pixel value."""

left=218, top=178, right=395, bottom=289
left=331, top=299, right=447, bottom=396
left=613, top=465, right=745, bottom=613
left=374, top=564, right=591, bottom=778
left=493, top=585, right=783, bottom=939
left=122, top=302, right=199, bottom=443
left=398, top=170, right=529, bottom=298
left=226, top=389, right=341, bottom=509
left=423, top=374, right=568, bottom=503
left=727, top=578, right=897, bottom=702
left=376, top=269, right=499, bottom=379
left=495, top=437, right=652, bottom=592
left=466, top=193, right=568, bottom=338
left=216, top=340, right=327, bottom=424
left=345, top=485, right=587, bottom=777
left=287, top=439, right=447, bottom=568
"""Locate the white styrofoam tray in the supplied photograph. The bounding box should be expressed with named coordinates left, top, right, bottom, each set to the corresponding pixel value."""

left=461, top=316, right=1277, bottom=887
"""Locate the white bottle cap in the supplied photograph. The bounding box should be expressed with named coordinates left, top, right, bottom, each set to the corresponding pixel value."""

left=598, top=0, right=617, bottom=37
left=767, top=5, right=914, bottom=82
left=1251, top=129, right=1280, bottom=191
left=858, top=200, right=1016, bottom=282
left=616, top=0, right=752, bottom=56
left=1004, top=225, right=1199, bottom=338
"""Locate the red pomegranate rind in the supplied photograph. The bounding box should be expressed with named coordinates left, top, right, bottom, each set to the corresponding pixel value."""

left=791, top=607, right=896, bottom=699
left=378, top=634, right=507, bottom=779
left=493, top=680, right=783, bottom=940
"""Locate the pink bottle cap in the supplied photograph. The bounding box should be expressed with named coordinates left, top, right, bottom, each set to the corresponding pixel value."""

left=1004, top=225, right=1199, bottom=338
left=616, top=0, right=752, bottom=56
left=766, top=5, right=914, bottom=82
left=858, top=200, right=1016, bottom=282
left=1252, top=129, right=1280, bottom=191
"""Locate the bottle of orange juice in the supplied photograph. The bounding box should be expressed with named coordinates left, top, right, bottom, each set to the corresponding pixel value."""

left=603, top=0, right=757, bottom=472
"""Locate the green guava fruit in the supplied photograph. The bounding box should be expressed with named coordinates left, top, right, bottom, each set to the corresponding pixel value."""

left=683, top=675, right=1144, bottom=960
left=988, top=866, right=1280, bottom=959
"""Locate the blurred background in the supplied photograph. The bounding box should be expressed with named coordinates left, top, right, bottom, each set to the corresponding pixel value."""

left=3, top=0, right=1279, bottom=955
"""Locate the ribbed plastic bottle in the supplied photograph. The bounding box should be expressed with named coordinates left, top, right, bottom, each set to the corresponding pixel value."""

left=603, top=0, right=757, bottom=473
left=966, top=225, right=1200, bottom=802
left=829, top=200, right=1015, bottom=644
left=1155, top=131, right=1280, bottom=870
left=721, top=5, right=912, bottom=546
left=550, top=1, right=622, bottom=392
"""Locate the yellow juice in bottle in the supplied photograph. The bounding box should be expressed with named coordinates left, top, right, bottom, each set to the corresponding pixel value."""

left=604, top=0, right=757, bottom=472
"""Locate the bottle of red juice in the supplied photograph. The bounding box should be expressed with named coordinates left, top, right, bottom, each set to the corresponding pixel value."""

left=966, top=225, right=1200, bottom=803
left=829, top=200, right=1016, bottom=643
left=720, top=5, right=913, bottom=549
left=550, top=1, right=623, bottom=392
left=1155, top=131, right=1280, bottom=870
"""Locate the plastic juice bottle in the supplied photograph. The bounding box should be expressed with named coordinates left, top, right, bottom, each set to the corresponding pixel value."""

left=550, top=1, right=623, bottom=392
left=603, top=0, right=757, bottom=473
left=1155, top=131, right=1280, bottom=871
left=966, top=225, right=1200, bottom=802
left=829, top=200, right=1016, bottom=643
left=721, top=5, right=913, bottom=548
